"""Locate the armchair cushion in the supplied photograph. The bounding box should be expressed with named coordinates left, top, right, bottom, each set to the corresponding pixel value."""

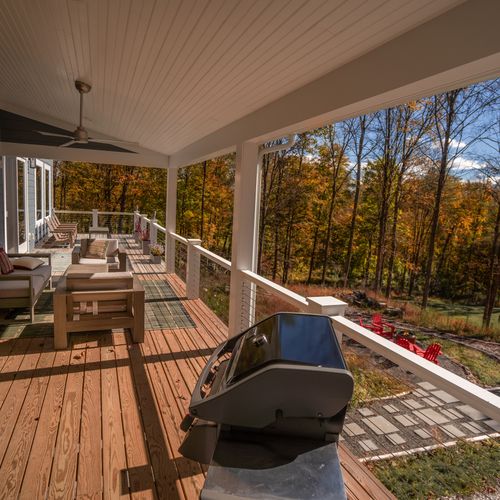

left=0, top=265, right=51, bottom=298
left=84, top=239, right=109, bottom=259
left=78, top=257, right=108, bottom=266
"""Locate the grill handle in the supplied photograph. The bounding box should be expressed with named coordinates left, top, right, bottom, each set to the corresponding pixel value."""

left=190, top=339, right=231, bottom=411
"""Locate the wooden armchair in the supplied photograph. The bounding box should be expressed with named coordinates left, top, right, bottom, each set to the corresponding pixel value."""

left=53, top=269, right=144, bottom=349
left=47, top=216, right=76, bottom=246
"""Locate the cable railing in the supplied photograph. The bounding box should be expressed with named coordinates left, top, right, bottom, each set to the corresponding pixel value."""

left=174, top=239, right=187, bottom=282
left=199, top=253, right=231, bottom=325
left=54, top=210, right=93, bottom=233
left=53, top=212, right=500, bottom=433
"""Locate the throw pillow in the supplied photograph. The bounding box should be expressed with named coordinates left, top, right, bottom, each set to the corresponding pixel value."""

left=11, top=256, right=45, bottom=270
left=0, top=248, right=14, bottom=274
left=84, top=239, right=109, bottom=259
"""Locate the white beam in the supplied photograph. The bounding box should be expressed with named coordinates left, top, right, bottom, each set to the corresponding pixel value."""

left=170, top=0, right=500, bottom=168
left=0, top=142, right=169, bottom=169
left=228, top=142, right=260, bottom=337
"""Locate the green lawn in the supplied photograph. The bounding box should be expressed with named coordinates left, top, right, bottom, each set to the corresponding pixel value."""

left=369, top=439, right=500, bottom=499
left=425, top=300, right=500, bottom=330
left=418, top=335, right=500, bottom=387
left=399, top=297, right=500, bottom=341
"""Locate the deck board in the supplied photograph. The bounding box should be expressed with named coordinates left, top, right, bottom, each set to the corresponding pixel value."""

left=0, top=240, right=395, bottom=499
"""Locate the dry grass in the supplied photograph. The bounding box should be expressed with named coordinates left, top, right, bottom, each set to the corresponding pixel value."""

left=343, top=349, right=410, bottom=407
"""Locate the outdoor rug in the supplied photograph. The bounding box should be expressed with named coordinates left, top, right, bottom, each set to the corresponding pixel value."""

left=0, top=278, right=194, bottom=340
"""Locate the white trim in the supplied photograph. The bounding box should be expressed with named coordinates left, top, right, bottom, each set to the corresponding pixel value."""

left=193, top=244, right=231, bottom=271
left=15, top=157, right=28, bottom=253
left=240, top=269, right=309, bottom=311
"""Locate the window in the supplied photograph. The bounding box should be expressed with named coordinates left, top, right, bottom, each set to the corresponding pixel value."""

left=17, top=159, right=26, bottom=245
left=36, top=164, right=42, bottom=220
left=45, top=167, right=50, bottom=215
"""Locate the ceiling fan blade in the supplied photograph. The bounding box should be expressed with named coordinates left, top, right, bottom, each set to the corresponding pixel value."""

left=88, top=138, right=139, bottom=146
left=36, top=130, right=73, bottom=139
left=61, top=140, right=77, bottom=147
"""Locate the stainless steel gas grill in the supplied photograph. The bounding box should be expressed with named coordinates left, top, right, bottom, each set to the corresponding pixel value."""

left=179, top=312, right=354, bottom=499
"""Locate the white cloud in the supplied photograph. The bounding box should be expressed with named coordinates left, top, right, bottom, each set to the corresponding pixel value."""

left=453, top=156, right=485, bottom=177
left=449, top=139, right=467, bottom=149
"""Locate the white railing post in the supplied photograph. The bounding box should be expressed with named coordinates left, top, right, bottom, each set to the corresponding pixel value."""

left=186, top=238, right=202, bottom=299
left=92, top=209, right=98, bottom=227
left=166, top=168, right=178, bottom=274
left=228, top=141, right=260, bottom=337
left=307, top=296, right=348, bottom=344
left=150, top=212, right=157, bottom=245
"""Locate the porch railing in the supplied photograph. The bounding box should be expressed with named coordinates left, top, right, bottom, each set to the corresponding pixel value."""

left=161, top=226, right=500, bottom=425
left=53, top=209, right=500, bottom=424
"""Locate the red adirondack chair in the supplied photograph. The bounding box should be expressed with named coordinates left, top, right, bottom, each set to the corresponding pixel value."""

left=371, top=313, right=396, bottom=339
left=359, top=317, right=383, bottom=335
left=396, top=337, right=411, bottom=350
left=422, top=343, right=442, bottom=364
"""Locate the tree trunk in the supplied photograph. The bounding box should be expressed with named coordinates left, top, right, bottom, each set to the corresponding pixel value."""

left=422, top=92, right=457, bottom=308
left=343, top=116, right=367, bottom=287
left=374, top=109, right=393, bottom=292
left=200, top=161, right=207, bottom=241
left=385, top=168, right=403, bottom=297
left=307, top=225, right=319, bottom=284
left=483, top=199, right=500, bottom=327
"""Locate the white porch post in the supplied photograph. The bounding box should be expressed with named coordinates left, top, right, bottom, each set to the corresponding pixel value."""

left=92, top=209, right=98, bottom=227
left=166, top=167, right=178, bottom=274
left=150, top=211, right=157, bottom=245
left=186, top=238, right=202, bottom=299
left=228, top=141, right=260, bottom=337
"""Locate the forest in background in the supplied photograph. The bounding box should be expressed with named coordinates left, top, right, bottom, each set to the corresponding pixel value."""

left=54, top=79, right=499, bottom=327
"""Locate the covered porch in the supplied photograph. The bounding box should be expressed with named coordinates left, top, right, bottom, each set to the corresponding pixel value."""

left=1, top=0, right=499, bottom=497
left=0, top=239, right=393, bottom=499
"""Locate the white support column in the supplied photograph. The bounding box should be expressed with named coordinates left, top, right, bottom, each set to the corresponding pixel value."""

left=92, top=209, right=98, bottom=227
left=228, top=141, right=260, bottom=337
left=150, top=211, right=157, bottom=245
left=166, top=168, right=178, bottom=274
left=186, top=238, right=202, bottom=299
left=307, top=296, right=348, bottom=344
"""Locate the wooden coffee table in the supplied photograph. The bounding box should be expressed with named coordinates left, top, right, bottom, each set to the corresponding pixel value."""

left=89, top=226, right=110, bottom=238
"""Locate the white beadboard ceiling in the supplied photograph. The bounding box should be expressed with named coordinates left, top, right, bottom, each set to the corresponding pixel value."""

left=0, top=0, right=467, bottom=160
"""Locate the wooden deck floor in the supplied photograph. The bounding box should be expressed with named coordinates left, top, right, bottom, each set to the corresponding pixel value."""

left=0, top=243, right=395, bottom=499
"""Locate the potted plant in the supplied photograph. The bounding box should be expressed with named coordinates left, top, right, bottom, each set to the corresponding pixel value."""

left=134, top=220, right=142, bottom=243
left=150, top=243, right=164, bottom=264
left=140, top=228, right=150, bottom=255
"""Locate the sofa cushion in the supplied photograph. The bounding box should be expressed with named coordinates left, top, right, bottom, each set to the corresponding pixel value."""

left=0, top=272, right=49, bottom=299
left=11, top=256, right=45, bottom=270
left=11, top=265, right=51, bottom=282
left=84, top=239, right=109, bottom=259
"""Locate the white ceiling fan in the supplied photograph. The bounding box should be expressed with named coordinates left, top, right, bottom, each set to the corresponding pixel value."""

left=36, top=80, right=138, bottom=148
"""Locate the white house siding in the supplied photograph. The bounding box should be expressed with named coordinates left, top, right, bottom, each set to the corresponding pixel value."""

left=0, top=156, right=53, bottom=252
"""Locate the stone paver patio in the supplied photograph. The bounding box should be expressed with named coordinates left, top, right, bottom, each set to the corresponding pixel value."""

left=344, top=381, right=500, bottom=460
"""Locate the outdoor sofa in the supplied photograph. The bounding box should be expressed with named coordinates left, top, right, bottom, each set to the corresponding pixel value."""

left=0, top=253, right=52, bottom=323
